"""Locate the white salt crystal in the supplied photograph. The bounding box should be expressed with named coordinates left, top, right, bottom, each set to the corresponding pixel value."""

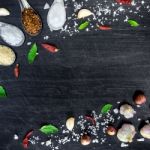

left=137, top=138, right=145, bottom=142
left=44, top=3, right=50, bottom=10
left=121, top=143, right=129, bottom=147
left=13, top=134, right=19, bottom=140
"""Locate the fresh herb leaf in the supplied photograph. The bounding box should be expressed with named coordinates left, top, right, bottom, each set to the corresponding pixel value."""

left=78, top=21, right=89, bottom=30
left=28, top=43, right=38, bottom=64
left=40, top=124, right=58, bottom=135
left=128, top=20, right=139, bottom=27
left=0, top=86, right=7, bottom=98
left=101, top=104, right=113, bottom=114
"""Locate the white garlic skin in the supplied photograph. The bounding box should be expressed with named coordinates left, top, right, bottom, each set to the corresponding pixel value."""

left=120, top=104, right=136, bottom=119
left=66, top=117, right=75, bottom=131
left=140, top=124, right=150, bottom=139
left=117, top=124, right=136, bottom=143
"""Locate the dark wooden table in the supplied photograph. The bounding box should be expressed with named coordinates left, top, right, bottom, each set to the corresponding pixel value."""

left=0, top=0, right=150, bottom=150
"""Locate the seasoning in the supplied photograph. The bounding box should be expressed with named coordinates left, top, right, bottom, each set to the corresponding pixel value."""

left=23, top=130, right=33, bottom=149
left=42, top=44, right=59, bottom=53
left=66, top=117, right=75, bottom=131
left=85, top=116, right=96, bottom=125
left=14, top=64, right=20, bottom=78
left=22, top=8, right=42, bottom=36
left=106, top=126, right=116, bottom=136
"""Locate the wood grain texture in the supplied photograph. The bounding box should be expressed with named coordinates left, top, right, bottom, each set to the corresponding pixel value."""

left=0, top=0, right=150, bottom=150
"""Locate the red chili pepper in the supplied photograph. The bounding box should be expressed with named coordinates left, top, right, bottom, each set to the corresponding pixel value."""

left=22, top=130, right=33, bottom=149
left=97, top=25, right=112, bottom=30
left=14, top=64, right=19, bottom=78
left=85, top=116, right=96, bottom=126
left=116, top=0, right=132, bottom=5
left=42, top=44, right=59, bottom=53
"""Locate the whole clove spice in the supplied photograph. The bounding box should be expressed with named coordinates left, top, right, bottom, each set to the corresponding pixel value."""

left=22, top=8, right=42, bottom=36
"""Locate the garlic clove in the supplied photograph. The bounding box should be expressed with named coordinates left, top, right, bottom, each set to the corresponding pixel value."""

left=66, top=117, right=75, bottom=131
left=0, top=8, right=10, bottom=16
left=77, top=9, right=94, bottom=19
left=140, top=124, right=150, bottom=139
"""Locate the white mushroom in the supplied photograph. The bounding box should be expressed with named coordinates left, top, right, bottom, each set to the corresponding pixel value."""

left=117, top=124, right=136, bottom=143
left=120, top=104, right=136, bottom=119
left=140, top=124, right=150, bottom=139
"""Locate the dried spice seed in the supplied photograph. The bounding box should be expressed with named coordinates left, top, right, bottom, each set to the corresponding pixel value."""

left=81, top=134, right=91, bottom=146
left=106, top=126, right=116, bottom=136
left=22, top=8, right=42, bottom=36
left=42, top=44, right=59, bottom=53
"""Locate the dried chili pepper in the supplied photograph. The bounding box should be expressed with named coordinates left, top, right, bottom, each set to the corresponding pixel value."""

left=116, top=0, right=132, bottom=5
left=14, top=64, right=19, bottom=78
left=85, top=116, right=96, bottom=126
left=97, top=25, right=112, bottom=30
left=41, top=44, right=59, bottom=53
left=22, top=130, right=33, bottom=149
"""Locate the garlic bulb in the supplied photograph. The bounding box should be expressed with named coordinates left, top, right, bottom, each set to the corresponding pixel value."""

left=0, top=8, right=10, bottom=16
left=0, top=45, right=16, bottom=66
left=140, top=124, right=150, bottom=139
left=77, top=9, right=93, bottom=19
left=66, top=117, right=75, bottom=131
left=117, top=124, right=136, bottom=143
left=120, top=104, right=136, bottom=119
left=47, top=0, right=66, bottom=31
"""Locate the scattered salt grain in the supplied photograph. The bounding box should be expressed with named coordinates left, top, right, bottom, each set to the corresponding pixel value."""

left=137, top=138, right=145, bottom=142
left=121, top=143, right=129, bottom=147
left=44, top=3, right=50, bottom=10
left=27, top=42, right=32, bottom=46
left=113, top=108, right=119, bottom=114
left=13, top=134, right=19, bottom=140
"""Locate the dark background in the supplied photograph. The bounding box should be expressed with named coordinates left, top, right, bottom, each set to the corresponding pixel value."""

left=0, top=0, right=150, bottom=150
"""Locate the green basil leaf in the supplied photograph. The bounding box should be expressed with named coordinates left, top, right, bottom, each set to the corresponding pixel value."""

left=78, top=21, right=89, bottom=30
left=28, top=43, right=38, bottom=64
left=128, top=20, right=139, bottom=27
left=40, top=124, right=58, bottom=135
left=101, top=104, right=113, bottom=114
left=0, top=86, right=7, bottom=98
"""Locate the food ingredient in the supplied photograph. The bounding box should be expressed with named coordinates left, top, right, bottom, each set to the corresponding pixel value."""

left=14, top=64, right=20, bottom=78
left=80, top=134, right=91, bottom=146
left=66, top=117, right=75, bottom=131
left=128, top=19, right=139, bottom=27
left=40, top=124, right=59, bottom=135
left=0, top=22, right=25, bottom=47
left=140, top=124, right=150, bottom=139
left=47, top=0, right=66, bottom=31
left=78, top=21, right=89, bottom=30
left=106, top=126, right=116, bottom=136
left=42, top=43, right=59, bottom=53
left=23, top=130, right=33, bottom=148
left=77, top=9, right=93, bottom=19
left=85, top=115, right=96, bottom=125
left=44, top=3, right=50, bottom=10
left=117, top=124, right=136, bottom=143
left=101, top=104, right=113, bottom=114
left=116, top=0, right=132, bottom=5
left=0, top=8, right=10, bottom=16
left=0, top=85, right=7, bottom=98
left=22, top=8, right=42, bottom=36
left=134, top=94, right=146, bottom=105
left=0, top=45, right=16, bottom=66
left=28, top=43, right=38, bottom=64
left=97, top=25, right=112, bottom=30
left=120, top=104, right=136, bottom=119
